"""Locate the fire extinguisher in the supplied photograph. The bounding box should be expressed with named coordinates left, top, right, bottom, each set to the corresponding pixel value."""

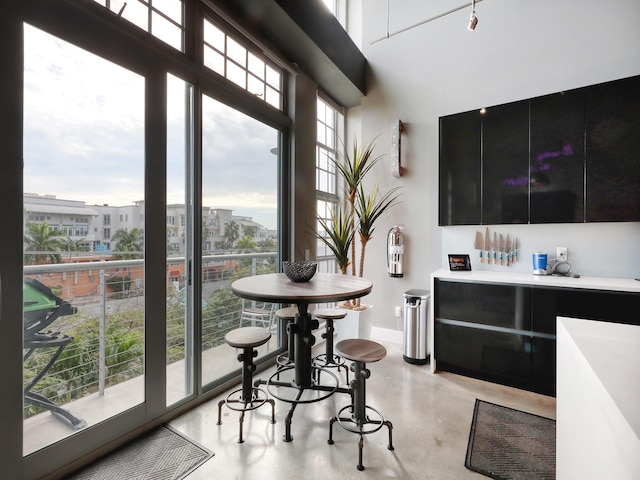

left=387, top=225, right=404, bottom=277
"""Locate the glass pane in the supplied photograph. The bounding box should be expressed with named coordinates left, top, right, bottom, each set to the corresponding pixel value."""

left=226, top=37, right=246, bottom=68
left=23, top=24, right=145, bottom=454
left=153, top=0, right=183, bottom=23
left=152, top=11, right=182, bottom=51
left=247, top=52, right=265, bottom=78
left=204, top=47, right=225, bottom=76
left=265, top=64, right=280, bottom=89
left=203, top=19, right=225, bottom=52
left=247, top=75, right=264, bottom=98
left=265, top=86, right=280, bottom=109
left=201, top=94, right=280, bottom=388
left=119, top=0, right=149, bottom=31
left=226, top=60, right=246, bottom=89
left=166, top=74, right=193, bottom=405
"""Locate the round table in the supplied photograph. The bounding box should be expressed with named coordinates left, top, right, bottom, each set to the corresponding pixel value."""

left=231, top=272, right=372, bottom=441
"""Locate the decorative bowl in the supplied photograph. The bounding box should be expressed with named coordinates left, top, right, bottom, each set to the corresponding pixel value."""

left=282, top=261, right=317, bottom=282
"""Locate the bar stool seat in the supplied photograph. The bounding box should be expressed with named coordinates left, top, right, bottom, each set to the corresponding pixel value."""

left=313, top=308, right=349, bottom=383
left=217, top=327, right=276, bottom=443
left=328, top=338, right=394, bottom=471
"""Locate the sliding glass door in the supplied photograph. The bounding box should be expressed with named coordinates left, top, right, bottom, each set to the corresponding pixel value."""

left=23, top=23, right=146, bottom=454
left=200, top=94, right=281, bottom=387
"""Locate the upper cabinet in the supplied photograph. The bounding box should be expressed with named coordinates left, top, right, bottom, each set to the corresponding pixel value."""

left=585, top=76, right=640, bottom=222
left=438, top=111, right=482, bottom=225
left=530, top=90, right=586, bottom=223
left=439, top=75, right=640, bottom=226
left=482, top=101, right=530, bottom=225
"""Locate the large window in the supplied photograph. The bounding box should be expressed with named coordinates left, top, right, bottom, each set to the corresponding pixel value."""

left=315, top=95, right=344, bottom=273
left=10, top=1, right=294, bottom=476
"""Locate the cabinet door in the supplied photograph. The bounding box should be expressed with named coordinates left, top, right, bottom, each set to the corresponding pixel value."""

left=439, top=111, right=482, bottom=225
left=482, top=100, right=530, bottom=224
left=435, top=322, right=533, bottom=384
left=530, top=90, right=585, bottom=223
left=585, top=75, right=640, bottom=221
left=436, top=280, right=532, bottom=330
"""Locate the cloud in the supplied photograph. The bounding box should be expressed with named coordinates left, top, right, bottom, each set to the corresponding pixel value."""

left=23, top=23, right=279, bottom=229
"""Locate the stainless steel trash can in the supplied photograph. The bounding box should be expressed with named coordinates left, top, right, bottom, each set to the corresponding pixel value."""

left=403, top=289, right=430, bottom=364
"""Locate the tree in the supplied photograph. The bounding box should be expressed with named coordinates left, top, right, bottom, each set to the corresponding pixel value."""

left=243, top=225, right=257, bottom=239
left=111, top=228, right=143, bottom=260
left=236, top=235, right=257, bottom=252
left=24, top=221, right=64, bottom=265
left=223, top=221, right=240, bottom=250
left=60, top=236, right=88, bottom=259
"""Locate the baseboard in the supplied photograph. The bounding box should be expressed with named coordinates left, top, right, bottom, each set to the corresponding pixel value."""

left=370, top=327, right=403, bottom=345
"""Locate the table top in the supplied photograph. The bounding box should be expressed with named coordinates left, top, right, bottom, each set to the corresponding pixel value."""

left=231, top=272, right=372, bottom=304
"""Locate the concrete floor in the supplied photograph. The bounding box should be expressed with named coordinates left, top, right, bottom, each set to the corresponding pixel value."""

left=170, top=341, right=556, bottom=480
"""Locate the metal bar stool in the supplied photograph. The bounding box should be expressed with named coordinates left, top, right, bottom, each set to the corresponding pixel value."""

left=328, top=338, right=394, bottom=471
left=274, top=306, right=298, bottom=371
left=217, top=327, right=276, bottom=443
left=312, top=308, right=349, bottom=384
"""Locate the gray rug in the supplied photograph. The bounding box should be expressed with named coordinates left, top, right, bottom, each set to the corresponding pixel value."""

left=465, top=399, right=555, bottom=480
left=69, top=425, right=213, bottom=480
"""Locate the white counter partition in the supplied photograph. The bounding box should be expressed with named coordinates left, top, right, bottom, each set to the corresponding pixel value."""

left=556, top=316, right=640, bottom=479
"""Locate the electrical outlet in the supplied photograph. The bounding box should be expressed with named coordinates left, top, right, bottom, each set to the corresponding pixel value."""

left=557, top=247, right=568, bottom=260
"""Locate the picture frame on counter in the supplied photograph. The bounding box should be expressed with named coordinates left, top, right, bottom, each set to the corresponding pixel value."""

left=448, top=254, right=472, bottom=271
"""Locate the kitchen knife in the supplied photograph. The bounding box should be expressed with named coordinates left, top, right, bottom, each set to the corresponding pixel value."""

left=475, top=231, right=483, bottom=263
left=506, top=234, right=511, bottom=266
left=493, top=232, right=497, bottom=264
left=484, top=228, right=491, bottom=263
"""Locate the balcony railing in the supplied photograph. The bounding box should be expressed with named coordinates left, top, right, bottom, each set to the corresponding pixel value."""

left=23, top=252, right=277, bottom=437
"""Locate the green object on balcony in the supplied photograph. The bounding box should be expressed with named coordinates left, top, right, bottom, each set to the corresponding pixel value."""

left=23, top=279, right=58, bottom=322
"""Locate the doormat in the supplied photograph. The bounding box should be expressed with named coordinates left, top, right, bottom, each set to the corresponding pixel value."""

left=465, top=399, right=555, bottom=480
left=68, top=425, right=213, bottom=480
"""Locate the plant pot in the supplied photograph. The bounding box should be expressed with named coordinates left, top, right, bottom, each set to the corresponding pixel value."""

left=335, top=305, right=373, bottom=341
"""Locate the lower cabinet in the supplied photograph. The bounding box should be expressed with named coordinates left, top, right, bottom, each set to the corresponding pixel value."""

left=434, top=279, right=640, bottom=397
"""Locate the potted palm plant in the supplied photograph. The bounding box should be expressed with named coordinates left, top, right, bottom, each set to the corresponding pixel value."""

left=316, top=136, right=403, bottom=311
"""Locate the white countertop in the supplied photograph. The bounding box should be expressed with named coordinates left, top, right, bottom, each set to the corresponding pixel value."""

left=431, top=268, right=640, bottom=293
left=556, top=317, right=640, bottom=479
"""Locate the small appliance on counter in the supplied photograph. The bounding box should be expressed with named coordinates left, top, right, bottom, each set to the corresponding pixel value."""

left=532, top=252, right=548, bottom=275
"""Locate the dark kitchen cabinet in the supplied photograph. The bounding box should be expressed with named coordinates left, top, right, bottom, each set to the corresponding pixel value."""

left=529, top=90, right=585, bottom=223
left=585, top=75, right=640, bottom=222
left=433, top=280, right=553, bottom=395
left=434, top=278, right=640, bottom=397
left=438, top=111, right=481, bottom=225
left=438, top=74, right=640, bottom=225
left=482, top=101, right=530, bottom=225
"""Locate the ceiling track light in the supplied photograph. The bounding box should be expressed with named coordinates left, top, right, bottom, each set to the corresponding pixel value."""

left=468, top=0, right=478, bottom=30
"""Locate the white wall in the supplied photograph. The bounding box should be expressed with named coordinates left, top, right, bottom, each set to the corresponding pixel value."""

left=349, top=0, right=640, bottom=335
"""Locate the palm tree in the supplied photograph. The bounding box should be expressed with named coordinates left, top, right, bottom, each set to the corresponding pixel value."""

left=24, top=221, right=64, bottom=265
left=355, top=181, right=402, bottom=277
left=111, top=228, right=143, bottom=260
left=316, top=204, right=353, bottom=274
left=223, top=221, right=240, bottom=250
left=243, top=225, right=258, bottom=239
left=60, top=236, right=88, bottom=259
left=236, top=235, right=257, bottom=252
left=332, top=137, right=381, bottom=277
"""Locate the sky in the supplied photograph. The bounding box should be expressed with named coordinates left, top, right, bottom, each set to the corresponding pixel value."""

left=23, top=23, right=279, bottom=230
